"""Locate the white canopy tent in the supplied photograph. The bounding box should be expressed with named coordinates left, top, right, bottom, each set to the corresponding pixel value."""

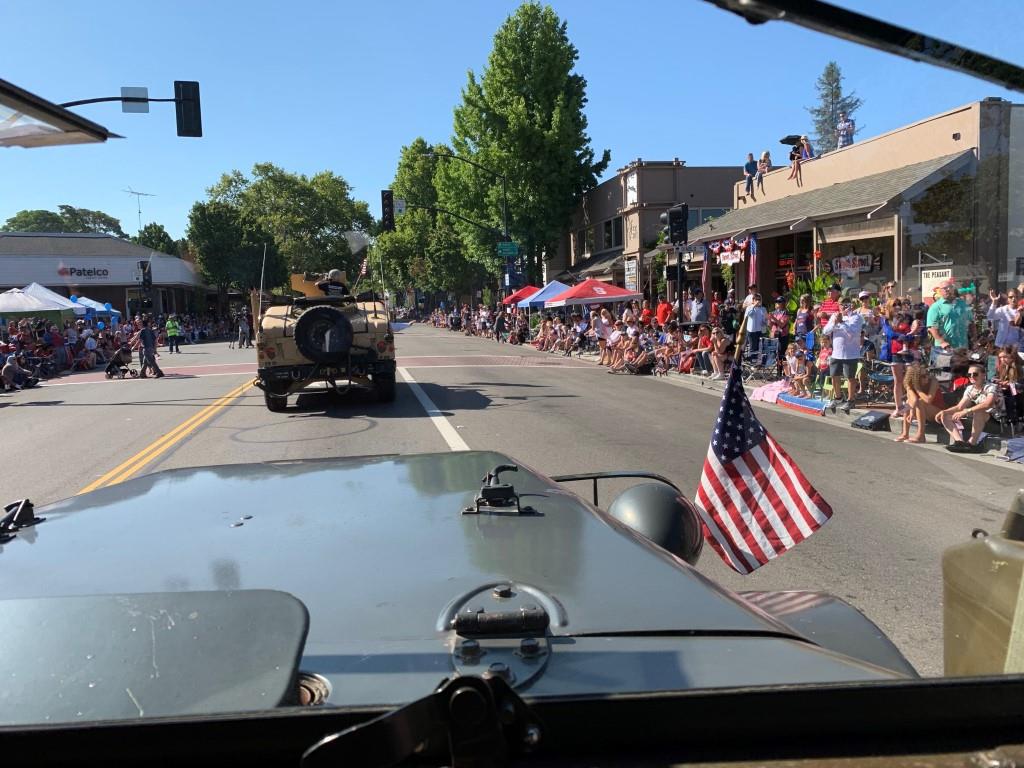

left=22, top=282, right=87, bottom=316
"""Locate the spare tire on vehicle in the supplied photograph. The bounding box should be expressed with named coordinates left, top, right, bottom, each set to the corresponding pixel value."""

left=293, top=306, right=354, bottom=364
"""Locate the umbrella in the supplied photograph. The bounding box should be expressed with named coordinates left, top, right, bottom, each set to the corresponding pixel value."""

left=503, top=285, right=540, bottom=306
left=22, top=282, right=87, bottom=315
left=0, top=288, right=75, bottom=325
left=517, top=280, right=569, bottom=309
left=544, top=279, right=642, bottom=308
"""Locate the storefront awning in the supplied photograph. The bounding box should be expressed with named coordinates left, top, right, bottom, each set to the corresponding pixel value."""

left=686, top=151, right=974, bottom=245
left=554, top=249, right=623, bottom=282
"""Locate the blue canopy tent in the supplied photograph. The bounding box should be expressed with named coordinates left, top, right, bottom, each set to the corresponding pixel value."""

left=75, top=295, right=122, bottom=318
left=517, top=280, right=569, bottom=309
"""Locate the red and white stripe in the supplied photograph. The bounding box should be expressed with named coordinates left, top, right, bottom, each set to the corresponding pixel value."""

left=694, top=436, right=833, bottom=575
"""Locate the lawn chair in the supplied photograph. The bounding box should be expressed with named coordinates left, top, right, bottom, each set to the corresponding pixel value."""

left=741, top=338, right=781, bottom=383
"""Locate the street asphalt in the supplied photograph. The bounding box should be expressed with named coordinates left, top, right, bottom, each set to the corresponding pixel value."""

left=5, top=322, right=1023, bottom=678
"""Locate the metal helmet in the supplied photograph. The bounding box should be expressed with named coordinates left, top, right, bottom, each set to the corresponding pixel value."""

left=328, top=269, right=344, bottom=282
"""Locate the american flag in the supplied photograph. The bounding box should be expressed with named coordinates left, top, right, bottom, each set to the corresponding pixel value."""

left=747, top=232, right=758, bottom=285
left=694, top=362, right=833, bottom=574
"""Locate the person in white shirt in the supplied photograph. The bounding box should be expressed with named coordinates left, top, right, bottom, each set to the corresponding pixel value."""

left=823, top=300, right=865, bottom=414
left=742, top=284, right=758, bottom=310
left=742, top=293, right=768, bottom=358
left=987, top=289, right=1021, bottom=347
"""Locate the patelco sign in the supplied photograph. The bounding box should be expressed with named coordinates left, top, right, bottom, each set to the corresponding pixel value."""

left=57, top=264, right=110, bottom=279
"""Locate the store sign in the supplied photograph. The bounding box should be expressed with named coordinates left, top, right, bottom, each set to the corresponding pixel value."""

left=57, top=263, right=111, bottom=279
left=828, top=252, right=883, bottom=276
left=921, top=268, right=952, bottom=299
left=624, top=259, right=638, bottom=292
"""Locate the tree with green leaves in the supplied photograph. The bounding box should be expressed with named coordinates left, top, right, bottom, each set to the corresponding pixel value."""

left=133, top=222, right=178, bottom=255
left=438, top=2, right=610, bottom=284
left=2, top=205, right=126, bottom=237
left=370, top=137, right=479, bottom=296
left=186, top=201, right=287, bottom=304
left=1, top=209, right=66, bottom=232
left=207, top=163, right=373, bottom=275
left=807, top=61, right=863, bottom=154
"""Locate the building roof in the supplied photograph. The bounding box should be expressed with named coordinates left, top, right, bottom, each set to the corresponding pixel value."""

left=555, top=249, right=623, bottom=282
left=0, top=232, right=175, bottom=259
left=685, top=151, right=974, bottom=245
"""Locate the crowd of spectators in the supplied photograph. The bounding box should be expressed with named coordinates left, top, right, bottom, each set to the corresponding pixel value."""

left=0, top=310, right=249, bottom=390
left=426, top=274, right=1021, bottom=454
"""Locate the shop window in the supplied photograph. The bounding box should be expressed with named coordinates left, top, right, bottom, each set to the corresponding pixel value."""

left=613, top=216, right=623, bottom=247
left=603, top=220, right=613, bottom=250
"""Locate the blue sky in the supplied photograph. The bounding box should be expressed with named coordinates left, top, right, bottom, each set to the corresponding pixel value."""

left=3, top=0, right=1022, bottom=240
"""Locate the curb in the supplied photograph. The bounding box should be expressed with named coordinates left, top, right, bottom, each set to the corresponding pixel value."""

left=568, top=346, right=1018, bottom=467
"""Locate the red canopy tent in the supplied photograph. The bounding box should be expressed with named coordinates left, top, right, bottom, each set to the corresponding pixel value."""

left=544, top=279, right=642, bottom=307
left=502, top=285, right=540, bottom=305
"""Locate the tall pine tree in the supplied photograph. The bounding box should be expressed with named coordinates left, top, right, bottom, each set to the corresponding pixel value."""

left=806, top=62, right=863, bottom=153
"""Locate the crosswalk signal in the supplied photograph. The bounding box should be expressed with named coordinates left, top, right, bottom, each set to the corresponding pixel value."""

left=381, top=190, right=395, bottom=232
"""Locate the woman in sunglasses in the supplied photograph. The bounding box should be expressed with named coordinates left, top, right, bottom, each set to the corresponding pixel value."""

left=935, top=362, right=1004, bottom=452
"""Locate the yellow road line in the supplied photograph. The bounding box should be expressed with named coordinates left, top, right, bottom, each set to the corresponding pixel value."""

left=77, top=380, right=254, bottom=495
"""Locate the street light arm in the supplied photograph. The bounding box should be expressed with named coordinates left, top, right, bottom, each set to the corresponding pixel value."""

left=422, top=152, right=510, bottom=240
left=423, top=151, right=505, bottom=181
left=403, top=202, right=504, bottom=238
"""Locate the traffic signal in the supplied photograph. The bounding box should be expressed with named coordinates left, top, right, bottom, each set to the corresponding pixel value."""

left=138, top=260, right=152, bottom=291
left=669, top=204, right=689, bottom=245
left=659, top=210, right=671, bottom=244
left=174, top=81, right=202, bottom=137
left=381, top=189, right=395, bottom=232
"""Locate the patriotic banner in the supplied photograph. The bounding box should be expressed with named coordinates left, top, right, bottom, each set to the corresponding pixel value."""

left=747, top=232, right=758, bottom=285
left=709, top=240, right=721, bottom=255
left=721, top=240, right=734, bottom=253
left=733, top=234, right=749, bottom=252
left=694, top=363, right=834, bottom=574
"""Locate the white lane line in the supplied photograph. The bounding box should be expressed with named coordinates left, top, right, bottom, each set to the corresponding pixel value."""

left=397, top=367, right=469, bottom=452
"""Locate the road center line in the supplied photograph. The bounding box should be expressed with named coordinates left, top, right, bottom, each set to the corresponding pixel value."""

left=397, top=367, right=469, bottom=452
left=76, top=380, right=253, bottom=494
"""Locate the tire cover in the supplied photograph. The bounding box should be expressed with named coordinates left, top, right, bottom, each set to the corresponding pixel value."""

left=293, top=306, right=354, bottom=364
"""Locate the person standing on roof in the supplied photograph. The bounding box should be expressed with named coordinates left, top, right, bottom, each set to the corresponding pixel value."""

left=836, top=111, right=856, bottom=148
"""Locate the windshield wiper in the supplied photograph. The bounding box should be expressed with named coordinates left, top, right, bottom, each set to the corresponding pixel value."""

left=302, top=675, right=541, bottom=768
left=705, top=0, right=1024, bottom=94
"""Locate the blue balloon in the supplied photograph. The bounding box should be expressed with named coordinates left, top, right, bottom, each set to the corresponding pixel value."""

left=97, top=321, right=105, bottom=330
left=104, top=302, right=112, bottom=311
left=69, top=295, right=78, bottom=302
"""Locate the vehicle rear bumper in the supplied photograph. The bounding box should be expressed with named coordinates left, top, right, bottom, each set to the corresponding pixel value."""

left=255, top=355, right=395, bottom=390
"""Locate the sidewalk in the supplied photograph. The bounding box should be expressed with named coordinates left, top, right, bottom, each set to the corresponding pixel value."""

left=560, top=344, right=1020, bottom=468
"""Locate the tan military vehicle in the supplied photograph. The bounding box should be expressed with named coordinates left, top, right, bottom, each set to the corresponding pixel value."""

left=252, top=270, right=396, bottom=411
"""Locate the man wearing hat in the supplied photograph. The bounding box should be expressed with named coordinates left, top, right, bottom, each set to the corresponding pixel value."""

left=927, top=278, right=970, bottom=362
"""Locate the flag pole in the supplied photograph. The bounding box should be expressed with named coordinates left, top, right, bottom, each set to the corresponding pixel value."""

left=733, top=313, right=749, bottom=365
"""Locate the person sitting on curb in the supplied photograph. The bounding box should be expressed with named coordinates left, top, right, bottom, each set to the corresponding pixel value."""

left=896, top=363, right=944, bottom=443
left=936, top=362, right=1002, bottom=452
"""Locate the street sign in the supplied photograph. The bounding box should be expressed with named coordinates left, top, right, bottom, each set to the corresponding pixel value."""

left=395, top=198, right=406, bottom=216
left=497, top=241, right=519, bottom=257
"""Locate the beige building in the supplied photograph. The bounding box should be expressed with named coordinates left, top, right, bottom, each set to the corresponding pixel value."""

left=685, top=98, right=1024, bottom=299
left=550, top=160, right=736, bottom=294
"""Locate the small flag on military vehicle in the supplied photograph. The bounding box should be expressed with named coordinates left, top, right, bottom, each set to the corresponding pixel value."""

left=694, top=362, right=833, bottom=574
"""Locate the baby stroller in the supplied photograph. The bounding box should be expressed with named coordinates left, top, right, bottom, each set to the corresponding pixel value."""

left=104, top=343, right=139, bottom=379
